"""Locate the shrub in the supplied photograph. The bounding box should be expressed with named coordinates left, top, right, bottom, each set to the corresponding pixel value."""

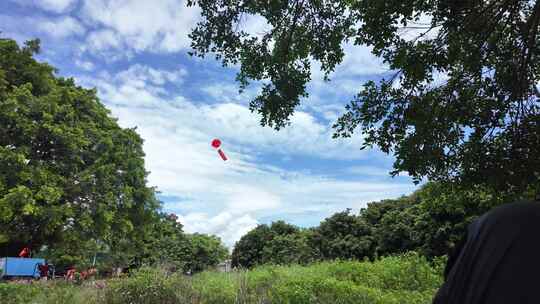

left=0, top=283, right=41, bottom=303
left=0, top=281, right=100, bottom=304
left=0, top=253, right=443, bottom=304
left=103, top=267, right=179, bottom=304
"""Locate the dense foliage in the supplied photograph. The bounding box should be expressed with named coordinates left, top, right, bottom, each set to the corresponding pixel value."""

left=133, top=213, right=189, bottom=271
left=310, top=209, right=373, bottom=260
left=231, top=220, right=313, bottom=268
left=0, top=253, right=445, bottom=304
left=0, top=38, right=158, bottom=263
left=182, top=233, right=229, bottom=274
left=0, top=38, right=227, bottom=273
left=233, top=182, right=503, bottom=267
left=188, top=0, right=540, bottom=195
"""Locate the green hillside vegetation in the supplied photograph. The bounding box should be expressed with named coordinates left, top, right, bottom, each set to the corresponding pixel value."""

left=0, top=253, right=444, bottom=304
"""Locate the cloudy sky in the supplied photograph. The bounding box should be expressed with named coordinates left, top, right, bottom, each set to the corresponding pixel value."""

left=1, top=0, right=418, bottom=247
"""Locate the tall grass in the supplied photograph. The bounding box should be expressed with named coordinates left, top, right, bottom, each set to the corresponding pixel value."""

left=0, top=252, right=444, bottom=304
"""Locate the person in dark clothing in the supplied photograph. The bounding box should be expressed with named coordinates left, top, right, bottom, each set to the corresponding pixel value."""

left=38, top=263, right=50, bottom=280
left=433, top=200, right=540, bottom=304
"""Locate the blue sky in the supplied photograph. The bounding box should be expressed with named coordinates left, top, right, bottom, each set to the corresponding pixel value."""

left=1, top=0, right=418, bottom=247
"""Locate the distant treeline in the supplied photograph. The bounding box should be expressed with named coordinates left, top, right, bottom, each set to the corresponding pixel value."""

left=231, top=182, right=525, bottom=268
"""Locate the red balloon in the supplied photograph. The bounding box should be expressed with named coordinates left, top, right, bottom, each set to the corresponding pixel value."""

left=211, top=139, right=221, bottom=149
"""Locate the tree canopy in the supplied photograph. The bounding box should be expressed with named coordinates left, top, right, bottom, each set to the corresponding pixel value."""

left=183, top=233, right=229, bottom=273
left=188, top=0, right=540, bottom=195
left=310, top=209, right=373, bottom=260
left=231, top=220, right=303, bottom=268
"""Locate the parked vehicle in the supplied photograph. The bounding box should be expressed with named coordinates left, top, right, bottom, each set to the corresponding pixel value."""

left=0, top=257, right=53, bottom=280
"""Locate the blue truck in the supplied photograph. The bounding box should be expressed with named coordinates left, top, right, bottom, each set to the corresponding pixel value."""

left=0, top=257, right=45, bottom=279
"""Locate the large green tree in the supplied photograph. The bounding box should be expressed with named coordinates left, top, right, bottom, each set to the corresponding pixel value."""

left=262, top=229, right=318, bottom=265
left=0, top=38, right=160, bottom=261
left=231, top=224, right=272, bottom=268
left=182, top=233, right=229, bottom=273
left=231, top=220, right=299, bottom=268
left=361, top=198, right=418, bottom=257
left=132, top=213, right=190, bottom=271
left=311, top=209, right=374, bottom=260
left=409, top=182, right=503, bottom=257
left=188, top=0, right=540, bottom=195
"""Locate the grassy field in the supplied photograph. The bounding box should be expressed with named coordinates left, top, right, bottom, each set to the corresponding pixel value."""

left=0, top=253, right=444, bottom=304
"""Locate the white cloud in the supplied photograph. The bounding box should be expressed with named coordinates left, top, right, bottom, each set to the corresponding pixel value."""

left=40, top=16, right=85, bottom=38
left=79, top=64, right=187, bottom=107
left=334, top=43, right=389, bottom=78
left=178, top=212, right=259, bottom=248
left=345, top=166, right=393, bottom=177
left=83, top=29, right=138, bottom=62
left=308, top=43, right=388, bottom=85
left=201, top=83, right=256, bottom=105
left=225, top=186, right=282, bottom=213
left=9, top=0, right=77, bottom=13
left=35, top=0, right=77, bottom=13
left=238, top=14, right=272, bottom=39
left=0, top=14, right=85, bottom=40
left=75, top=59, right=95, bottom=71
left=81, top=0, right=200, bottom=55
left=86, top=29, right=123, bottom=51
left=116, top=64, right=187, bottom=86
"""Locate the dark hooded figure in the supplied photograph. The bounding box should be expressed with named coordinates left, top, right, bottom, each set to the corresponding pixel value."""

left=433, top=200, right=540, bottom=304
